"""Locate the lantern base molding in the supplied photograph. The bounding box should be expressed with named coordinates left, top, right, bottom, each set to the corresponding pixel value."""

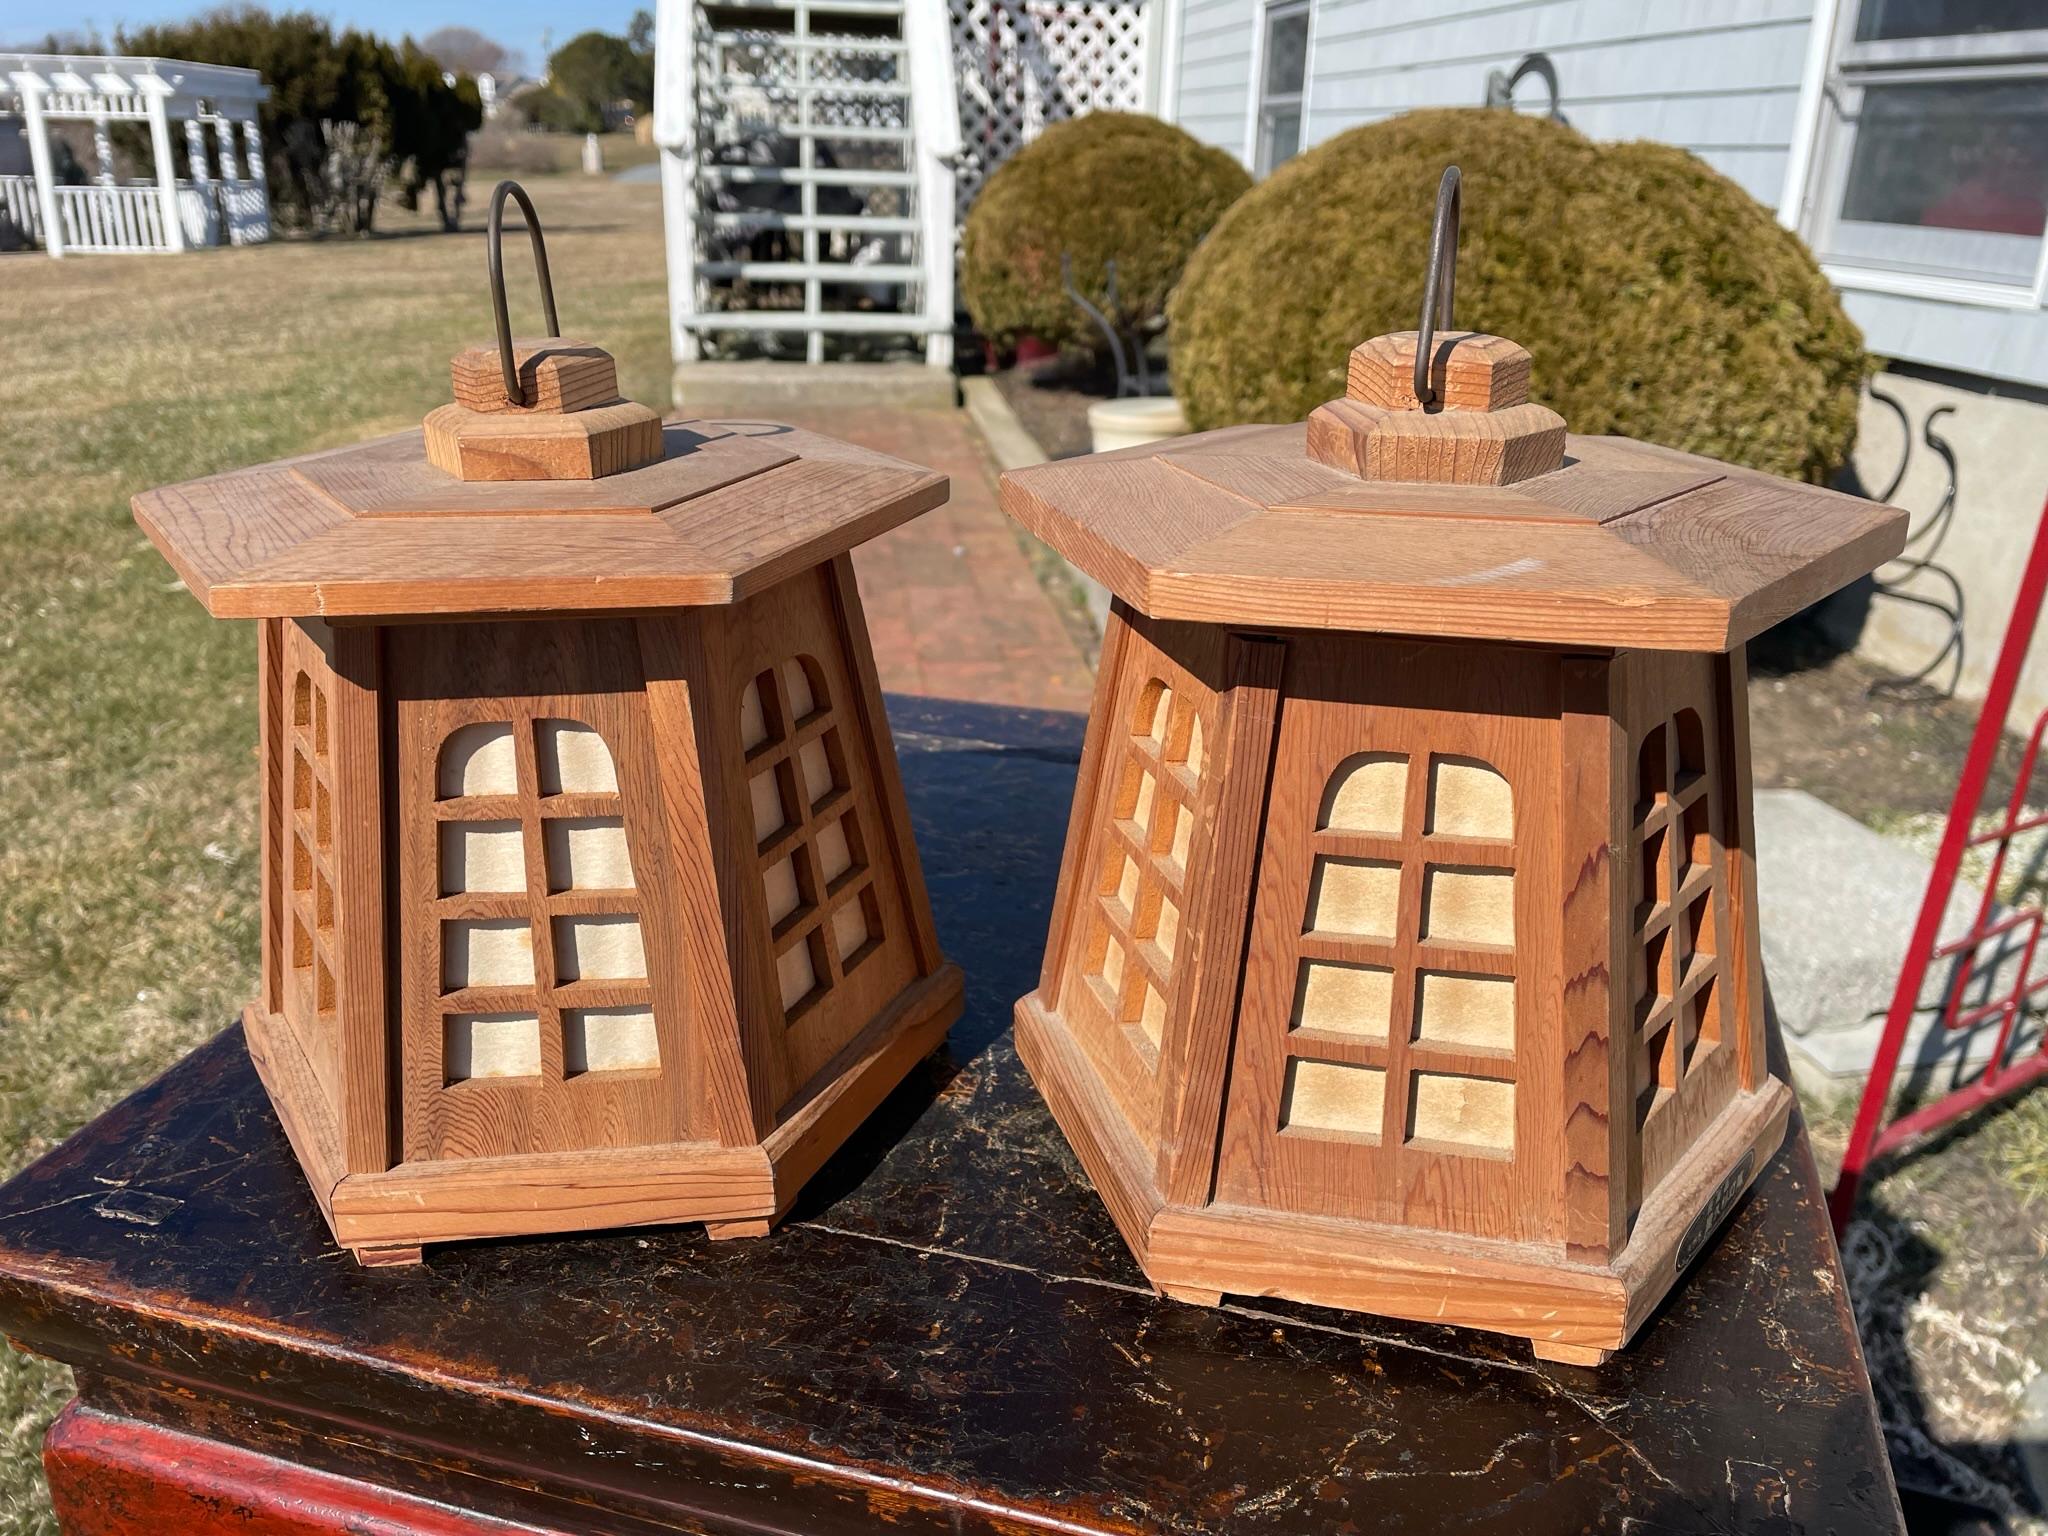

left=247, top=963, right=961, bottom=1265
left=1017, top=996, right=1790, bottom=1362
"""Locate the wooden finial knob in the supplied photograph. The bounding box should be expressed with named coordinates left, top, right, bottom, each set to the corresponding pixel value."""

left=1306, top=330, right=1567, bottom=487
left=426, top=340, right=662, bottom=482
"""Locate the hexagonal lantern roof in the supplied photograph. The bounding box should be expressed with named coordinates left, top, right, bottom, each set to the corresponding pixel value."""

left=135, top=420, right=946, bottom=619
left=1002, top=421, right=1906, bottom=655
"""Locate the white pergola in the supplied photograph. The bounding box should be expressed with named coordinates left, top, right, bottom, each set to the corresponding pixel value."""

left=1, top=53, right=272, bottom=257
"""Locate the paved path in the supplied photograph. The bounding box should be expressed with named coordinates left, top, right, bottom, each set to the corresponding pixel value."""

left=739, top=405, right=1096, bottom=713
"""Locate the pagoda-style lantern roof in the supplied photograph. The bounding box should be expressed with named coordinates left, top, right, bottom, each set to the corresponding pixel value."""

left=1003, top=419, right=1900, bottom=652
left=128, top=183, right=963, bottom=1266
left=1004, top=168, right=1906, bottom=1365
left=138, top=418, right=943, bottom=620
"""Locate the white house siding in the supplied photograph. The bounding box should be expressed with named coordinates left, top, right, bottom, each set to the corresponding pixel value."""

left=1170, top=0, right=1815, bottom=209
left=1841, top=290, right=2048, bottom=396
left=1175, top=0, right=1261, bottom=156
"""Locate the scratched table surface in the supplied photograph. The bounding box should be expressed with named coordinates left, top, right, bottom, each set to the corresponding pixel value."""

left=0, top=697, right=1900, bottom=1535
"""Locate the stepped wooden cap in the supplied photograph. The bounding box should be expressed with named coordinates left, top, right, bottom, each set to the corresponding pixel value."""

left=133, top=420, right=948, bottom=619
left=999, top=425, right=1905, bottom=653
left=1306, top=329, right=1569, bottom=488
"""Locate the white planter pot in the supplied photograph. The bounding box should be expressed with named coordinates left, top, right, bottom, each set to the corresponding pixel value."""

left=1087, top=395, right=1189, bottom=454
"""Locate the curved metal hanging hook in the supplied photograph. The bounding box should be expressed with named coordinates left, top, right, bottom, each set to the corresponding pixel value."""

left=1412, top=165, right=1461, bottom=409
left=1484, top=53, right=1565, bottom=124
left=487, top=180, right=561, bottom=406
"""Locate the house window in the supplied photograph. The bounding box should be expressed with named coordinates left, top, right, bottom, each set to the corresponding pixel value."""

left=1255, top=0, right=1310, bottom=176
left=1802, top=0, right=2048, bottom=298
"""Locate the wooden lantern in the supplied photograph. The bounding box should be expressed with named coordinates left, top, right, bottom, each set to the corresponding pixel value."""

left=133, top=184, right=963, bottom=1266
left=1003, top=170, right=1904, bottom=1362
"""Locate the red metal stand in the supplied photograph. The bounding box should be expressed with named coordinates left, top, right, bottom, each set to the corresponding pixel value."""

left=1829, top=493, right=2048, bottom=1236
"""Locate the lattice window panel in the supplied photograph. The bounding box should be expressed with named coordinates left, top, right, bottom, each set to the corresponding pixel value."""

left=433, top=717, right=658, bottom=1086
left=284, top=648, right=339, bottom=1047
left=1276, top=752, right=1520, bottom=1157
left=741, top=658, right=885, bottom=1021
left=950, top=0, right=1152, bottom=222
left=1631, top=711, right=1724, bottom=1130
left=1080, top=678, right=1205, bottom=1064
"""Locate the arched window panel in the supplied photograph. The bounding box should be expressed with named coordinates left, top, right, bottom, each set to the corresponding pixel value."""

left=1280, top=749, right=1520, bottom=1160
left=739, top=654, right=884, bottom=1023
left=429, top=714, right=653, bottom=1087
left=1628, top=703, right=1729, bottom=1169
left=1073, top=673, right=1213, bottom=1071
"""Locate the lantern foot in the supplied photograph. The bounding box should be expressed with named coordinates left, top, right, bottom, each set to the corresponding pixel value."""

left=352, top=1244, right=425, bottom=1269
left=1531, top=1339, right=1611, bottom=1367
left=1159, top=1286, right=1224, bottom=1308
left=704, top=1219, right=774, bottom=1241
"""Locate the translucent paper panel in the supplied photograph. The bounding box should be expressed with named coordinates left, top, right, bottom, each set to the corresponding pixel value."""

left=1414, top=972, right=1515, bottom=1052
left=782, top=658, right=817, bottom=720
left=442, top=918, right=534, bottom=990
left=1321, top=752, right=1407, bottom=833
left=1427, top=756, right=1512, bottom=839
left=440, top=820, right=525, bottom=894
left=763, top=855, right=801, bottom=924
left=1281, top=1059, right=1386, bottom=1139
left=1292, top=960, right=1393, bottom=1039
left=1306, top=857, right=1401, bottom=938
left=739, top=677, right=769, bottom=751
left=544, top=816, right=634, bottom=891
left=831, top=899, right=870, bottom=962
left=777, top=940, right=818, bottom=1011
left=564, top=1006, right=659, bottom=1074
left=1153, top=898, right=1180, bottom=962
left=1409, top=1073, right=1515, bottom=1153
left=1134, top=681, right=1170, bottom=742
left=750, top=770, right=785, bottom=843
left=438, top=723, right=517, bottom=798
left=1138, top=982, right=1166, bottom=1048
left=446, top=1012, right=540, bottom=1081
left=816, top=815, right=853, bottom=883
left=552, top=914, right=647, bottom=982
left=1420, top=867, right=1514, bottom=946
left=798, top=737, right=834, bottom=806
left=537, top=720, right=618, bottom=795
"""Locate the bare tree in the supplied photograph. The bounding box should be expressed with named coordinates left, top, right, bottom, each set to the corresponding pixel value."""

left=420, top=26, right=521, bottom=80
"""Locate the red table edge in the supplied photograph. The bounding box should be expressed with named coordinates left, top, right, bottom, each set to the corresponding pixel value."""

left=44, top=1400, right=566, bottom=1536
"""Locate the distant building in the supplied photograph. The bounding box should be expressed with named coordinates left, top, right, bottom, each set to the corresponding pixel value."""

left=1, top=52, right=272, bottom=255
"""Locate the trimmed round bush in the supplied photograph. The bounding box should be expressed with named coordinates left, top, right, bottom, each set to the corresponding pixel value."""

left=1168, top=109, right=1866, bottom=482
left=962, top=112, right=1251, bottom=354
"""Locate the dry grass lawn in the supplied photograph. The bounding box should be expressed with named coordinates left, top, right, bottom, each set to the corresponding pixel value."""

left=0, top=171, right=670, bottom=1534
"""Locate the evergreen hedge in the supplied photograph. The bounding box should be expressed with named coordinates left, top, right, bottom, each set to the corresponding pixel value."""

left=962, top=112, right=1250, bottom=355
left=1168, top=110, right=1866, bottom=483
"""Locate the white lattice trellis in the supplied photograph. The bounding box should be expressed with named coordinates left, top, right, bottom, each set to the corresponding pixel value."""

left=949, top=0, right=1152, bottom=223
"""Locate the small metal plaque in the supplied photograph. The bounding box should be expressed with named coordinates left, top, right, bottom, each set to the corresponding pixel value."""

left=1677, top=1150, right=1756, bottom=1274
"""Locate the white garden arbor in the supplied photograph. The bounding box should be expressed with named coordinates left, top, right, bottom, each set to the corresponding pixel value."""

left=1, top=53, right=272, bottom=257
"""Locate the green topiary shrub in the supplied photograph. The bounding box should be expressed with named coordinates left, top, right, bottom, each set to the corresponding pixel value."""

left=962, top=112, right=1252, bottom=355
left=1168, top=109, right=1867, bottom=483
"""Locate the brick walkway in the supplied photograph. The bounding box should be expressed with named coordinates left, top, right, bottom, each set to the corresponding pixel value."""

left=749, top=405, right=1096, bottom=713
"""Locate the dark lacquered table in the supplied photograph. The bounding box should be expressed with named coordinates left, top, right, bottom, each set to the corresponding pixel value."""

left=0, top=697, right=1902, bottom=1535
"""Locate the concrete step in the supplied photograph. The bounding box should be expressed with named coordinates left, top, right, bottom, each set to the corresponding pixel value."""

left=1755, top=787, right=2039, bottom=1093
